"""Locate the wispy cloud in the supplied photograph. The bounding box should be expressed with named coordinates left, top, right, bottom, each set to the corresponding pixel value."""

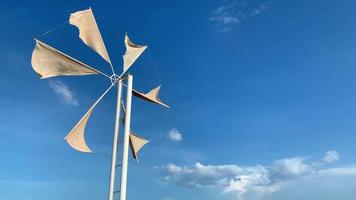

left=159, top=150, right=354, bottom=200
left=312, top=150, right=339, bottom=166
left=49, top=80, right=78, bottom=106
left=167, top=128, right=183, bottom=142
left=210, top=1, right=270, bottom=32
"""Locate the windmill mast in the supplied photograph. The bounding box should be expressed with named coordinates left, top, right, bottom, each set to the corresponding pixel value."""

left=108, top=78, right=123, bottom=200
left=120, top=74, right=133, bottom=200
left=108, top=74, right=133, bottom=200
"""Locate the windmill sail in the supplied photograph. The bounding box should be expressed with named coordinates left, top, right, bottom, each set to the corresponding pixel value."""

left=31, top=39, right=99, bottom=79
left=129, top=132, right=149, bottom=162
left=65, top=107, right=95, bottom=153
left=70, top=8, right=112, bottom=64
left=132, top=85, right=169, bottom=108
left=121, top=103, right=149, bottom=161
left=122, top=34, right=147, bottom=73
left=64, top=84, right=114, bottom=153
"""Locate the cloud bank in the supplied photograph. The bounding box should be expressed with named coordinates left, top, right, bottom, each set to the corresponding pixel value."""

left=159, top=150, right=355, bottom=199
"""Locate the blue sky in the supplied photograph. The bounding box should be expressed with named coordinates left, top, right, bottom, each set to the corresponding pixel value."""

left=1, top=0, right=356, bottom=199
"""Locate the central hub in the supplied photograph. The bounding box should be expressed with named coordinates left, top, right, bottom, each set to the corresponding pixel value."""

left=110, top=74, right=120, bottom=84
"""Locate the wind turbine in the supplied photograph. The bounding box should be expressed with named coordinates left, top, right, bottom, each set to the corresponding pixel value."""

left=30, top=8, right=169, bottom=200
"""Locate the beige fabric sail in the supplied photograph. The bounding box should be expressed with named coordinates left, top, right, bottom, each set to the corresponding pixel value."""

left=121, top=104, right=149, bottom=161
left=69, top=8, right=111, bottom=64
left=64, top=84, right=114, bottom=153
left=132, top=85, right=169, bottom=108
left=122, top=34, right=147, bottom=73
left=129, top=132, right=149, bottom=161
left=31, top=39, right=98, bottom=79
left=64, top=107, right=94, bottom=153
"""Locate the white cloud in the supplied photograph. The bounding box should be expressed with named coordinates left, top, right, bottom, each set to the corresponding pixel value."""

left=321, top=150, right=339, bottom=163
left=168, top=129, right=183, bottom=142
left=159, top=150, right=352, bottom=200
left=312, top=150, right=339, bottom=166
left=209, top=0, right=242, bottom=32
left=49, top=80, right=78, bottom=106
left=250, top=4, right=268, bottom=16
left=270, top=157, right=314, bottom=180
left=210, top=1, right=270, bottom=32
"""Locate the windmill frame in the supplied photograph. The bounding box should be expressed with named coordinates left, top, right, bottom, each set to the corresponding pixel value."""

left=30, top=7, right=169, bottom=200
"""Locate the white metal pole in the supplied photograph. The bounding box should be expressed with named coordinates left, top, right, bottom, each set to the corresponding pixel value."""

left=120, top=74, right=133, bottom=200
left=108, top=80, right=123, bottom=200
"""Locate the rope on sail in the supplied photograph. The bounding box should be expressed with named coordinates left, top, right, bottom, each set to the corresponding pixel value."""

left=147, top=49, right=171, bottom=138
left=34, top=20, right=68, bottom=38
left=152, top=108, right=170, bottom=138
left=121, top=49, right=171, bottom=139
left=147, top=49, right=169, bottom=102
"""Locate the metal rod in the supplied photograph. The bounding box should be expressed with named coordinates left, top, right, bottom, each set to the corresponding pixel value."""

left=119, top=74, right=133, bottom=200
left=108, top=80, right=123, bottom=200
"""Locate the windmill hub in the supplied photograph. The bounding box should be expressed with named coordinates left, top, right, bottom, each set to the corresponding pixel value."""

left=110, top=74, right=120, bottom=84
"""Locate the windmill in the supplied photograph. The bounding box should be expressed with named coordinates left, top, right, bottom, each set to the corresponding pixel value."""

left=31, top=8, right=169, bottom=200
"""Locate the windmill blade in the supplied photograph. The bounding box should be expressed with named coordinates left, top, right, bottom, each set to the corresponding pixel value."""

left=65, top=106, right=94, bottom=153
left=122, top=34, right=147, bottom=74
left=69, top=8, right=112, bottom=67
left=31, top=39, right=109, bottom=79
left=121, top=103, right=149, bottom=161
left=129, top=131, right=149, bottom=162
left=132, top=85, right=169, bottom=108
left=64, top=84, right=114, bottom=153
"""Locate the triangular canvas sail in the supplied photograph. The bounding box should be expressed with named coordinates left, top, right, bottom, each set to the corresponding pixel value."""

left=129, top=132, right=149, bottom=161
left=69, top=8, right=112, bottom=64
left=64, top=84, right=113, bottom=153
left=132, top=85, right=169, bottom=108
left=64, top=107, right=94, bottom=153
left=122, top=34, right=147, bottom=73
left=31, top=39, right=98, bottom=79
left=121, top=104, right=149, bottom=161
